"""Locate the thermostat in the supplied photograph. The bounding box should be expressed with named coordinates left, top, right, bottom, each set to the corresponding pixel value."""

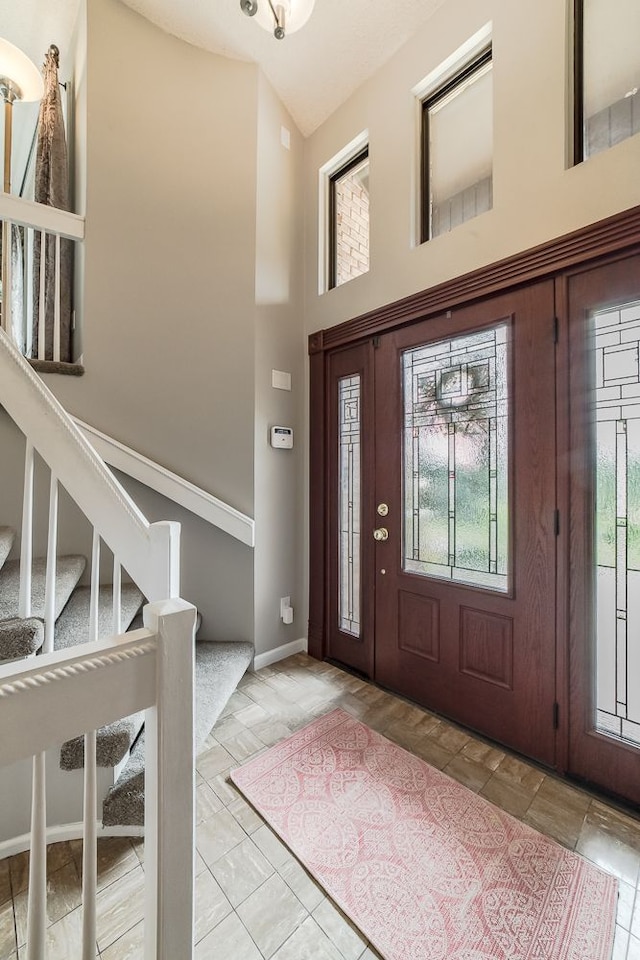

left=271, top=426, right=294, bottom=449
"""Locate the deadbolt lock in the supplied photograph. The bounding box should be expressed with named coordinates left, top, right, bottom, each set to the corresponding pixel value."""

left=373, top=527, right=389, bottom=542
left=377, top=503, right=389, bottom=517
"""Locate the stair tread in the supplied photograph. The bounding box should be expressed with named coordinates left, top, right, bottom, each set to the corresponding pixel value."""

left=58, top=585, right=146, bottom=768
left=60, top=711, right=145, bottom=770
left=194, top=640, right=254, bottom=750
left=0, top=617, right=44, bottom=662
left=102, top=731, right=145, bottom=827
left=102, top=640, right=254, bottom=827
left=0, top=556, right=86, bottom=623
left=54, top=583, right=145, bottom=651
left=0, top=527, right=15, bottom=572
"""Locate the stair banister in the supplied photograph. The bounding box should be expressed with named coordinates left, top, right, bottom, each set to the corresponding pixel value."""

left=0, top=603, right=196, bottom=959
left=0, top=328, right=179, bottom=601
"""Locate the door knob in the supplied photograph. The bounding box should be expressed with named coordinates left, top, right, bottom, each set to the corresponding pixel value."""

left=373, top=527, right=389, bottom=542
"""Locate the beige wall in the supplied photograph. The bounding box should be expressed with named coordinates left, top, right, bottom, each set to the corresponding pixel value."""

left=53, top=0, right=258, bottom=515
left=253, top=74, right=306, bottom=656
left=303, top=0, right=640, bottom=335
left=46, top=0, right=260, bottom=639
left=38, top=0, right=310, bottom=651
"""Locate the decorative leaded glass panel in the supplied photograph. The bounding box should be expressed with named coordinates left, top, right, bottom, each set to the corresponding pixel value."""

left=593, top=299, right=640, bottom=747
left=402, top=325, right=509, bottom=591
left=338, top=375, right=361, bottom=636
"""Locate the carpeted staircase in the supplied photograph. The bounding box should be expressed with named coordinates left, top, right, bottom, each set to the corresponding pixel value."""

left=0, top=524, right=254, bottom=827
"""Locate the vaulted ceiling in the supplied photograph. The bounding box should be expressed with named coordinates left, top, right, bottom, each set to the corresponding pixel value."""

left=3, top=0, right=447, bottom=136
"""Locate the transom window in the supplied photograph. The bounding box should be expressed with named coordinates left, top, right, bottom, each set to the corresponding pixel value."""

left=575, top=0, right=640, bottom=162
left=421, top=47, right=493, bottom=242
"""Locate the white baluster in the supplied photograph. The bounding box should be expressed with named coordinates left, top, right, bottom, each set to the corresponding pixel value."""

left=53, top=234, right=61, bottom=363
left=19, top=442, right=34, bottom=619
left=89, top=529, right=100, bottom=642
left=0, top=218, right=9, bottom=335
left=25, top=227, right=34, bottom=358
left=26, top=751, right=47, bottom=960
left=81, top=729, right=97, bottom=960
left=37, top=230, right=46, bottom=361
left=4, top=221, right=13, bottom=342
left=82, top=528, right=100, bottom=960
left=113, top=557, right=122, bottom=636
left=43, top=473, right=58, bottom=655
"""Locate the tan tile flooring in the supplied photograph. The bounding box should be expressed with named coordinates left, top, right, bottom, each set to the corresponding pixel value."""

left=1, top=652, right=640, bottom=959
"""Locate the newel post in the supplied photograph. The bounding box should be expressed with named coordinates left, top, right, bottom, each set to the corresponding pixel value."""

left=148, top=521, right=181, bottom=601
left=143, top=598, right=197, bottom=960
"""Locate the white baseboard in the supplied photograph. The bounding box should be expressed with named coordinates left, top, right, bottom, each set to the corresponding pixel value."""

left=253, top=638, right=308, bottom=671
left=0, top=822, right=144, bottom=859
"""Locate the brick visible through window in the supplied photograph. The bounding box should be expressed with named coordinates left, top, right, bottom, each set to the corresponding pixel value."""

left=329, top=149, right=370, bottom=289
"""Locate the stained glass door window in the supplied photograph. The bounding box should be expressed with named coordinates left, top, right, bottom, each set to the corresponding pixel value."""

left=402, top=324, right=509, bottom=591
left=593, top=299, right=640, bottom=746
left=338, top=375, right=361, bottom=636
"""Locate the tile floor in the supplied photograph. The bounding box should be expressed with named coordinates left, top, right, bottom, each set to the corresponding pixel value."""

left=1, top=652, right=639, bottom=959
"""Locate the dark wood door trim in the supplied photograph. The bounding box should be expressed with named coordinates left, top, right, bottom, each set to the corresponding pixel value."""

left=309, top=205, right=640, bottom=355
left=308, top=348, right=327, bottom=660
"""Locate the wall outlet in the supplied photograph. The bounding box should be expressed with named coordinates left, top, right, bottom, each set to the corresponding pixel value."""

left=280, top=596, right=291, bottom=619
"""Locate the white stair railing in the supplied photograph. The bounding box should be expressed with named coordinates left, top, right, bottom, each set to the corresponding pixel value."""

left=0, top=326, right=195, bottom=958
left=0, top=194, right=85, bottom=363
left=0, top=327, right=179, bottom=602
left=0, top=602, right=196, bottom=960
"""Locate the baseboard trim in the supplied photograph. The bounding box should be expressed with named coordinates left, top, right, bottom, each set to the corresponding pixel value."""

left=0, top=822, right=144, bottom=859
left=253, top=638, right=308, bottom=671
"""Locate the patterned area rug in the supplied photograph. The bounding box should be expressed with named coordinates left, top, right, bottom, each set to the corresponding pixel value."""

left=231, top=709, right=617, bottom=960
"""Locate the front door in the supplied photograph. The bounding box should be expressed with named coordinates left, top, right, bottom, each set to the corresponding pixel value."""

left=567, top=255, right=640, bottom=806
left=373, top=283, right=558, bottom=765
left=326, top=282, right=559, bottom=766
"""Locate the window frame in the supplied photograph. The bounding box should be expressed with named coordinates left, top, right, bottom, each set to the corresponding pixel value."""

left=573, top=0, right=586, bottom=164
left=420, top=46, right=493, bottom=244
left=328, top=146, right=370, bottom=291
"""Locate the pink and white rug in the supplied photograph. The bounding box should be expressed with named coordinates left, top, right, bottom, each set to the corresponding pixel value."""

left=231, top=709, right=617, bottom=960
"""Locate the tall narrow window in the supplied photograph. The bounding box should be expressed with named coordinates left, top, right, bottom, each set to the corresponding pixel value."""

left=329, top=149, right=370, bottom=290
left=402, top=324, right=509, bottom=591
left=575, top=0, right=640, bottom=162
left=422, top=48, right=493, bottom=242
left=338, top=375, right=361, bottom=636
left=592, top=299, right=640, bottom=746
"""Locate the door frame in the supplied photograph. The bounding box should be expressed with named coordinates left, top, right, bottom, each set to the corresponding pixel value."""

left=309, top=204, right=640, bottom=776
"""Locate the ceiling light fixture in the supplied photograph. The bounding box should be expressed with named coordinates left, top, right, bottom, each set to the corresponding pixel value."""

left=240, top=0, right=316, bottom=40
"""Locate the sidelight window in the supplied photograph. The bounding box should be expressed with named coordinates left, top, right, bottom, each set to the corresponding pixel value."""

left=338, top=375, right=361, bottom=636
left=592, top=299, right=640, bottom=746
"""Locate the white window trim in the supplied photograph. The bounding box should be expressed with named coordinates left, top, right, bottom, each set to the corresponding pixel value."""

left=318, top=130, right=369, bottom=295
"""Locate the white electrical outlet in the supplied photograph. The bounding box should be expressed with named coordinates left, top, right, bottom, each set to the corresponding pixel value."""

left=280, top=596, right=291, bottom=619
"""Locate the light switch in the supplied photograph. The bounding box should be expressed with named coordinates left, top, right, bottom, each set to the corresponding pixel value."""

left=272, top=369, right=292, bottom=391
